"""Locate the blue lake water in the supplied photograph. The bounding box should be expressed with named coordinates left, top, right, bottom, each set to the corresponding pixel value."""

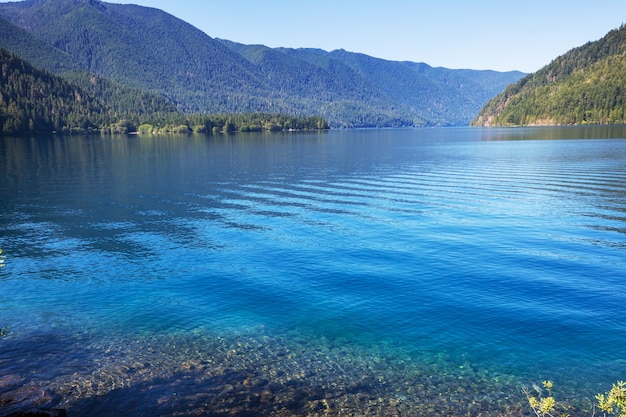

left=1, top=127, right=625, bottom=416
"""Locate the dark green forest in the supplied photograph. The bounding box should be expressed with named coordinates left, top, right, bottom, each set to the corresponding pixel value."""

left=472, top=25, right=626, bottom=126
left=0, top=48, right=106, bottom=134
left=0, top=48, right=328, bottom=135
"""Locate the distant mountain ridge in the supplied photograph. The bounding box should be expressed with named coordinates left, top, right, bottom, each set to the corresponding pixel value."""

left=0, top=0, right=525, bottom=127
left=472, top=25, right=626, bottom=126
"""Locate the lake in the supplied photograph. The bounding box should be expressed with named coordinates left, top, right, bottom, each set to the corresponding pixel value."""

left=1, top=126, right=625, bottom=416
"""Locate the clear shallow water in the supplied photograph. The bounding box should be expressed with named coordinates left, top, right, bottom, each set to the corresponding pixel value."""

left=1, top=127, right=625, bottom=416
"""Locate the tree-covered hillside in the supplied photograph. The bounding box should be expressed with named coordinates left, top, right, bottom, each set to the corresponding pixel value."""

left=62, top=70, right=178, bottom=117
left=224, top=42, right=524, bottom=127
left=0, top=15, right=80, bottom=73
left=0, top=47, right=183, bottom=134
left=0, top=0, right=524, bottom=128
left=0, top=0, right=272, bottom=112
left=327, top=49, right=507, bottom=126
left=0, top=48, right=109, bottom=134
left=0, top=48, right=327, bottom=135
left=220, top=41, right=418, bottom=128
left=472, top=25, right=626, bottom=126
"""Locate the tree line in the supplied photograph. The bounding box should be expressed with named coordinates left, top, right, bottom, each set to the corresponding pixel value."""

left=133, top=113, right=328, bottom=135
left=0, top=48, right=328, bottom=136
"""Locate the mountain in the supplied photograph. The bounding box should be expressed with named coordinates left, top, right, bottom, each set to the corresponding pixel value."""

left=0, top=0, right=272, bottom=112
left=217, top=41, right=420, bottom=128
left=472, top=25, right=626, bottom=126
left=327, top=49, right=517, bottom=126
left=0, top=0, right=525, bottom=128
left=0, top=12, right=179, bottom=121
left=219, top=42, right=525, bottom=127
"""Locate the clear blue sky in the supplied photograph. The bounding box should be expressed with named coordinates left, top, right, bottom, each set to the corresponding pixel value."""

left=4, top=0, right=625, bottom=73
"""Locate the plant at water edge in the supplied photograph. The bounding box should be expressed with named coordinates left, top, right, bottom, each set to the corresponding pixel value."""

left=525, top=380, right=626, bottom=417
left=524, top=380, right=563, bottom=417
left=596, top=381, right=626, bottom=417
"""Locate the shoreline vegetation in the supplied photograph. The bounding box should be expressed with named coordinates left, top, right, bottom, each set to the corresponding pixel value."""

left=2, top=113, right=331, bottom=137
left=131, top=113, right=329, bottom=136
left=525, top=380, right=626, bottom=417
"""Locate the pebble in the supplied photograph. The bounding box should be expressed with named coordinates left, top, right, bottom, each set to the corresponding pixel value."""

left=0, top=327, right=592, bottom=416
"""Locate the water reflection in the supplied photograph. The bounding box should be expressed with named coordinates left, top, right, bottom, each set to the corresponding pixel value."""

left=478, top=124, right=626, bottom=141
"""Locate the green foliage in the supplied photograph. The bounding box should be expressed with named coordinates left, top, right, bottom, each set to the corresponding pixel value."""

left=596, top=381, right=626, bottom=417
left=63, top=70, right=178, bottom=117
left=137, top=123, right=155, bottom=135
left=136, top=113, right=329, bottom=135
left=525, top=381, right=626, bottom=417
left=473, top=25, right=626, bottom=126
left=524, top=381, right=565, bottom=417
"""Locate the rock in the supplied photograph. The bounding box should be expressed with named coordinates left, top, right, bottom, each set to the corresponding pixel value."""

left=0, top=386, right=50, bottom=407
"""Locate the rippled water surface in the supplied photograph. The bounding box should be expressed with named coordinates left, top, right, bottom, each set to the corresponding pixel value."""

left=1, top=127, right=625, bottom=416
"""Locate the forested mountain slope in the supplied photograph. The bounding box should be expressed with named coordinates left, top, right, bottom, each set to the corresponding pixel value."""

left=327, top=49, right=510, bottom=126
left=217, top=41, right=420, bottom=127
left=0, top=0, right=271, bottom=112
left=222, top=41, right=525, bottom=127
left=0, top=45, right=187, bottom=135
left=0, top=13, right=180, bottom=120
left=0, top=48, right=328, bottom=135
left=472, top=25, right=626, bottom=126
left=0, top=47, right=110, bottom=134
left=0, top=0, right=524, bottom=127
left=0, top=15, right=79, bottom=73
